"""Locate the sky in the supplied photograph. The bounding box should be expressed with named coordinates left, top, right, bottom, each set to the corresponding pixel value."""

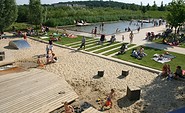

left=16, top=0, right=172, bottom=6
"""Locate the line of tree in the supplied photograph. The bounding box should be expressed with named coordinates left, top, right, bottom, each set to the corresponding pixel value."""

left=16, top=1, right=170, bottom=27
left=1, top=0, right=185, bottom=34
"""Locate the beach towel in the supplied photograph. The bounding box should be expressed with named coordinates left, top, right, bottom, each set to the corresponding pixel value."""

left=152, top=57, right=171, bottom=64
left=152, top=53, right=175, bottom=64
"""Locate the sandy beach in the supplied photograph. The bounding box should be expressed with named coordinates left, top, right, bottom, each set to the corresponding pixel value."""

left=0, top=33, right=185, bottom=113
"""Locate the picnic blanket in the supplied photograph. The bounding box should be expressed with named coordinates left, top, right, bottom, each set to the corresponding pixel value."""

left=152, top=53, right=175, bottom=64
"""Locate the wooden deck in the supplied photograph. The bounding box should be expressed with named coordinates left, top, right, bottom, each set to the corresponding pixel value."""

left=82, top=107, right=102, bottom=113
left=0, top=69, right=78, bottom=113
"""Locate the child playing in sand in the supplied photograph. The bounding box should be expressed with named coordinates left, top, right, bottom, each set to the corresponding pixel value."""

left=100, top=89, right=115, bottom=110
left=37, top=56, right=44, bottom=68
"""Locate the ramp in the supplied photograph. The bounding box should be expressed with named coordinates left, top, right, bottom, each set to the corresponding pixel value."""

left=9, top=40, right=31, bottom=49
left=0, top=69, right=78, bottom=113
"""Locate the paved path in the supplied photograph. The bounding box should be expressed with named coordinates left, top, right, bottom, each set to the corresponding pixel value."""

left=62, top=25, right=185, bottom=55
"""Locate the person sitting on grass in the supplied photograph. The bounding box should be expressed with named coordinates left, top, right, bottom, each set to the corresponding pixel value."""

left=174, top=66, right=185, bottom=79
left=98, top=34, right=106, bottom=45
left=101, top=89, right=115, bottom=111
left=108, top=35, right=116, bottom=44
left=131, top=49, right=141, bottom=59
left=137, top=46, right=147, bottom=58
left=117, top=43, right=127, bottom=55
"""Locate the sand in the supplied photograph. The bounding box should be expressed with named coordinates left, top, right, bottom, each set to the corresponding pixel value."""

left=0, top=37, right=185, bottom=113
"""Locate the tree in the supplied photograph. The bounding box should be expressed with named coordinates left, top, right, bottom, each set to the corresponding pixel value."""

left=17, top=5, right=29, bottom=22
left=167, top=0, right=185, bottom=33
left=146, top=3, right=150, bottom=11
left=0, top=0, right=18, bottom=32
left=159, top=1, right=165, bottom=11
left=29, top=0, right=43, bottom=30
left=151, top=1, right=158, bottom=11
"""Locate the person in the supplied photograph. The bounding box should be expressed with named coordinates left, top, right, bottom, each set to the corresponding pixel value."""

left=94, top=27, right=97, bottom=36
left=99, top=34, right=105, bottom=45
left=64, top=101, right=74, bottom=113
left=131, top=49, right=140, bottom=59
left=78, top=36, right=86, bottom=50
left=37, top=56, right=44, bottom=67
left=129, top=31, right=134, bottom=44
left=101, top=89, right=115, bottom=110
left=118, top=43, right=127, bottom=55
left=160, top=64, right=168, bottom=77
left=109, top=35, right=116, bottom=44
left=49, top=39, right=53, bottom=45
left=174, top=66, right=184, bottom=79
left=51, top=53, right=58, bottom=63
left=122, top=35, right=124, bottom=41
left=23, top=33, right=27, bottom=41
left=138, top=46, right=147, bottom=57
left=137, top=27, right=140, bottom=33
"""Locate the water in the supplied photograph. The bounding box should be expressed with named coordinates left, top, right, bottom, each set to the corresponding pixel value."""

left=66, top=20, right=158, bottom=35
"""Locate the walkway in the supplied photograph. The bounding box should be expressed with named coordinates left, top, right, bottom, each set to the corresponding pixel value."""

left=63, top=25, right=185, bottom=55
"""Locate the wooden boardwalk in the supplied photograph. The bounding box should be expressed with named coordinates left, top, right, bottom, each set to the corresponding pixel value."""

left=82, top=107, right=102, bottom=113
left=0, top=69, right=78, bottom=113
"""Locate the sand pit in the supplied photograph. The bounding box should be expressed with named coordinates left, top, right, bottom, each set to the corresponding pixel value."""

left=0, top=38, right=184, bottom=113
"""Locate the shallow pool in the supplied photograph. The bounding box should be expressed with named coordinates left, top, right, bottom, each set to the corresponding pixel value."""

left=66, top=20, right=160, bottom=35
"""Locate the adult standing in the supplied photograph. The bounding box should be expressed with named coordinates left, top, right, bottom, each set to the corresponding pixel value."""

left=78, top=36, right=86, bottom=50
left=94, top=27, right=97, bottom=37
left=129, top=31, right=134, bottom=44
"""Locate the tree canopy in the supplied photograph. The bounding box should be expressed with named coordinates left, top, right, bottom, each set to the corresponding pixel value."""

left=29, top=0, right=43, bottom=26
left=0, top=0, right=17, bottom=32
left=167, top=0, right=185, bottom=33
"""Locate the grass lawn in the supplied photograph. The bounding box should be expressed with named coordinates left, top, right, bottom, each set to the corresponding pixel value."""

left=93, top=43, right=124, bottom=54
left=85, top=42, right=119, bottom=52
left=71, top=39, right=99, bottom=48
left=113, top=46, right=185, bottom=71
left=103, top=44, right=136, bottom=56
left=66, top=38, right=98, bottom=46
left=42, top=36, right=92, bottom=45
left=153, top=38, right=185, bottom=48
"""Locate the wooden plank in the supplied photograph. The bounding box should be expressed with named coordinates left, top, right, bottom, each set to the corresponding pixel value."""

left=82, top=107, right=102, bottom=113
left=0, top=69, right=78, bottom=113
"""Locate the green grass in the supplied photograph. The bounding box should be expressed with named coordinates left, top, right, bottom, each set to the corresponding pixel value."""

left=103, top=44, right=136, bottom=56
left=70, top=39, right=99, bottom=48
left=66, top=38, right=97, bottom=46
left=93, top=43, right=125, bottom=54
left=85, top=42, right=119, bottom=52
left=153, top=38, right=185, bottom=48
left=42, top=36, right=83, bottom=45
left=113, top=46, right=185, bottom=71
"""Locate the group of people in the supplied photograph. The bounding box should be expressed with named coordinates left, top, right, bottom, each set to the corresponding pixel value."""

left=131, top=46, right=147, bottom=59
left=161, top=64, right=185, bottom=80
left=37, top=39, right=58, bottom=68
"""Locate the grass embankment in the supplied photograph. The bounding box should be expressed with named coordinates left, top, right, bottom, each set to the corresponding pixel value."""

left=113, top=46, right=185, bottom=71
